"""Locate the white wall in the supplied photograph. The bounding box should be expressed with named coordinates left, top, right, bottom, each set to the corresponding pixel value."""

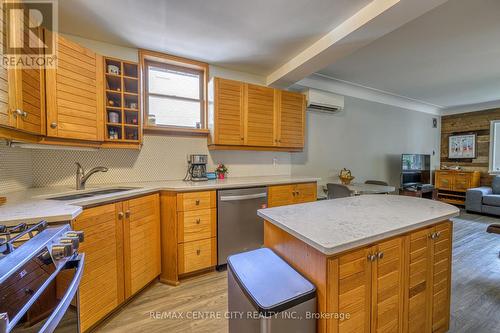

left=291, top=96, right=441, bottom=188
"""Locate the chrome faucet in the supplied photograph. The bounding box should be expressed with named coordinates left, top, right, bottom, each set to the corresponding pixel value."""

left=75, top=162, right=108, bottom=190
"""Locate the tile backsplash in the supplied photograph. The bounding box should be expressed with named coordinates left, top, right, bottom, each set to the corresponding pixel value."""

left=0, top=146, right=33, bottom=192
left=29, top=134, right=291, bottom=188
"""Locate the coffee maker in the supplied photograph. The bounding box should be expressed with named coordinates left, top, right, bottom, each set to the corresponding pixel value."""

left=185, top=154, right=208, bottom=181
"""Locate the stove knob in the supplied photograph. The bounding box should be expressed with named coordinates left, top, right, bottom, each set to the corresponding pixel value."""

left=65, top=231, right=84, bottom=243
left=60, top=237, right=79, bottom=250
left=51, top=243, right=72, bottom=260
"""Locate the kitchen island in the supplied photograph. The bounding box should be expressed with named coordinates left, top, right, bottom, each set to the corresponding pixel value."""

left=257, top=195, right=459, bottom=333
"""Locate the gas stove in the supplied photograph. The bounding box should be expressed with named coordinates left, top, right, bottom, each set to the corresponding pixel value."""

left=0, top=222, right=48, bottom=260
left=0, top=222, right=85, bottom=333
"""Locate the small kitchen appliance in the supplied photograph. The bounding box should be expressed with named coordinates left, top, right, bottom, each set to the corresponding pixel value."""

left=185, top=154, right=208, bottom=181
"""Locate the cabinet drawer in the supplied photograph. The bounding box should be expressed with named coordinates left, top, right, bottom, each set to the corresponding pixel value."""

left=177, top=191, right=215, bottom=211
left=268, top=184, right=294, bottom=207
left=177, top=209, right=216, bottom=243
left=436, top=174, right=453, bottom=190
left=178, top=238, right=216, bottom=274
left=454, top=175, right=470, bottom=191
left=294, top=183, right=317, bottom=204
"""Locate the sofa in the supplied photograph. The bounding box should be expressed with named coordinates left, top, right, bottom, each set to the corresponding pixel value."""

left=466, top=176, right=500, bottom=215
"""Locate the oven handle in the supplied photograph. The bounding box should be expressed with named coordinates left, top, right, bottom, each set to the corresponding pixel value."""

left=219, top=192, right=267, bottom=201
left=39, top=254, right=85, bottom=333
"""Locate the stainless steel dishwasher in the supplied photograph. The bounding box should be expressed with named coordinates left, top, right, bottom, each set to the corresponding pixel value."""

left=217, top=187, right=268, bottom=266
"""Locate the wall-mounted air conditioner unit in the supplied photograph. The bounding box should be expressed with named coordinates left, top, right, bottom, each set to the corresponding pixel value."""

left=304, top=88, right=344, bottom=113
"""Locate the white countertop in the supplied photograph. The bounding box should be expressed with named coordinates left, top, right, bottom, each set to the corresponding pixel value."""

left=257, top=195, right=459, bottom=256
left=0, top=175, right=319, bottom=226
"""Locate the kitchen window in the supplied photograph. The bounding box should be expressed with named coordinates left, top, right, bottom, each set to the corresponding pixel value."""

left=141, top=50, right=208, bottom=134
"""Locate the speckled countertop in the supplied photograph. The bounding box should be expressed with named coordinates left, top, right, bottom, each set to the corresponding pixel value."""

left=0, top=176, right=320, bottom=226
left=257, top=195, right=459, bottom=256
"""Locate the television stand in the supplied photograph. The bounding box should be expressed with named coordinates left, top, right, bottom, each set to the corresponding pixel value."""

left=399, top=186, right=437, bottom=200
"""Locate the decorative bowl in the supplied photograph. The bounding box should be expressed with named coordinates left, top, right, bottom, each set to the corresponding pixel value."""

left=339, top=175, right=355, bottom=185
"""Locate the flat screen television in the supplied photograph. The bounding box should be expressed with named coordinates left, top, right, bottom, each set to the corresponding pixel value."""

left=401, top=154, right=431, bottom=187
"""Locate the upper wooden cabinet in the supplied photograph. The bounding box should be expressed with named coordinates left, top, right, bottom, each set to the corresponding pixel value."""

left=276, top=90, right=305, bottom=148
left=0, top=11, right=45, bottom=136
left=208, top=77, right=305, bottom=151
left=45, top=34, right=104, bottom=141
left=244, top=83, right=275, bottom=147
left=209, top=77, right=244, bottom=145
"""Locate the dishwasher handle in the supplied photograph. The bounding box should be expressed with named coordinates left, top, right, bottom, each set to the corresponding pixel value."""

left=219, top=192, right=267, bottom=202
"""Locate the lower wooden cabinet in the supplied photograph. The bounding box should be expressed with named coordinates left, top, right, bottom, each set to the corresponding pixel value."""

left=121, top=194, right=161, bottom=298
left=268, top=182, right=317, bottom=207
left=329, top=236, right=405, bottom=333
left=265, top=220, right=452, bottom=333
left=73, top=193, right=160, bottom=332
left=160, top=190, right=217, bottom=285
left=407, top=221, right=452, bottom=333
left=73, top=203, right=123, bottom=333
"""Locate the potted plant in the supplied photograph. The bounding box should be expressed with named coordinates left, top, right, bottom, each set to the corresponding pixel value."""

left=215, top=163, right=228, bottom=179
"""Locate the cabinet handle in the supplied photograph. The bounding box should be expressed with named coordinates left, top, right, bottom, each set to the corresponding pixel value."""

left=125, top=210, right=130, bottom=218
left=195, top=200, right=200, bottom=206
left=117, top=212, right=124, bottom=219
left=13, top=109, right=26, bottom=118
left=196, top=218, right=201, bottom=224
left=429, top=232, right=437, bottom=239
left=435, top=231, right=441, bottom=239
left=377, top=251, right=384, bottom=260
left=196, top=249, right=201, bottom=256
left=50, top=122, right=57, bottom=129
left=367, top=254, right=376, bottom=262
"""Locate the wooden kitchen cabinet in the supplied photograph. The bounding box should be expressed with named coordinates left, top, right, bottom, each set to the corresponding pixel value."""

left=0, top=9, right=45, bottom=136
left=73, top=194, right=160, bottom=332
left=160, top=190, right=217, bottom=285
left=208, top=77, right=306, bottom=151
left=275, top=90, right=305, bottom=148
left=265, top=219, right=452, bottom=333
left=209, top=77, right=244, bottom=145
left=406, top=221, right=452, bottom=333
left=72, top=203, right=124, bottom=333
left=121, top=194, right=161, bottom=298
left=328, top=236, right=405, bottom=333
left=244, top=83, right=275, bottom=147
left=45, top=34, right=104, bottom=141
left=268, top=182, right=317, bottom=207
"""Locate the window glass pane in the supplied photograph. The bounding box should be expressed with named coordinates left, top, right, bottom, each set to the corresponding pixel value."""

left=148, top=65, right=200, bottom=99
left=149, top=96, right=201, bottom=128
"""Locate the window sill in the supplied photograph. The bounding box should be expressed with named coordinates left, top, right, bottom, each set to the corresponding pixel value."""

left=143, top=125, right=210, bottom=136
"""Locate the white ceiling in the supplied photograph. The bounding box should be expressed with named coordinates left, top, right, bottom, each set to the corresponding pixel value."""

left=58, top=0, right=371, bottom=75
left=318, top=0, right=500, bottom=109
left=58, top=0, right=500, bottom=111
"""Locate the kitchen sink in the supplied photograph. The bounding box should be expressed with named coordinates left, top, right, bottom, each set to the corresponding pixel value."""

left=48, top=187, right=139, bottom=201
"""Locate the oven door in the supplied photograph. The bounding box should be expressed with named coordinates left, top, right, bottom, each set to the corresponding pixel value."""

left=9, top=254, right=85, bottom=333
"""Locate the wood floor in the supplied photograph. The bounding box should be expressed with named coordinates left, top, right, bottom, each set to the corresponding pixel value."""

left=96, top=211, right=500, bottom=333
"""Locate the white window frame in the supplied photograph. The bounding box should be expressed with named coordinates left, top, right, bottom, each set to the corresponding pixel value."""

left=489, top=120, right=500, bottom=174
